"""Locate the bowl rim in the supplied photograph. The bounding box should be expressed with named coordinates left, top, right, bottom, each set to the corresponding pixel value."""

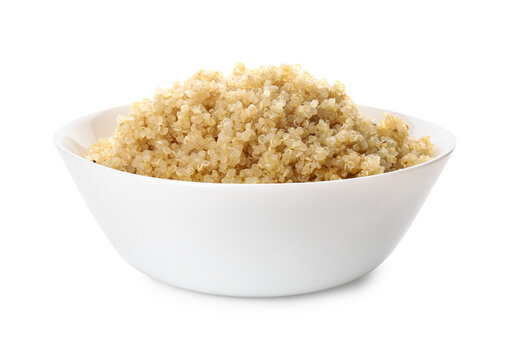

left=54, top=104, right=456, bottom=188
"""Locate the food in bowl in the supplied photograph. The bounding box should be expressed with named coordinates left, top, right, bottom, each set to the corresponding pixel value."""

left=85, top=64, right=433, bottom=183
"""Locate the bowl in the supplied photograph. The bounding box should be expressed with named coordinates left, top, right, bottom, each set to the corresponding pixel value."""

left=54, top=105, right=455, bottom=297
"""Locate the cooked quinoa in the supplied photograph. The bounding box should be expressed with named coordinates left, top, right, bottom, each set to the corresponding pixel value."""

left=85, top=64, right=434, bottom=183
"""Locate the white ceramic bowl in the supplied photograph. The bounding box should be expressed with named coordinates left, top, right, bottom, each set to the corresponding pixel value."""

left=55, top=105, right=455, bottom=297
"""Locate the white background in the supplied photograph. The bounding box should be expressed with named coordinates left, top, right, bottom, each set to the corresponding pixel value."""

left=1, top=0, right=519, bottom=359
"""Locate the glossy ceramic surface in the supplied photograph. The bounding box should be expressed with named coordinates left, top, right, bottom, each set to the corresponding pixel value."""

left=55, top=105, right=455, bottom=297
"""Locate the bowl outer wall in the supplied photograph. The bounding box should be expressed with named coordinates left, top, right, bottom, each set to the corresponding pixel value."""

left=55, top=105, right=454, bottom=297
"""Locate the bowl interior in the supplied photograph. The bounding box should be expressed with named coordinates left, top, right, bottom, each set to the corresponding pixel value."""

left=55, top=105, right=455, bottom=160
left=360, top=106, right=455, bottom=157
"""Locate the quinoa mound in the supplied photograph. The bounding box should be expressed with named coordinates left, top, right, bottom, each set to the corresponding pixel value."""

left=85, top=64, right=434, bottom=183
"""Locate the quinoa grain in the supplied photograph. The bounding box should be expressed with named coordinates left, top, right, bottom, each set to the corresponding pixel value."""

left=85, top=64, right=433, bottom=183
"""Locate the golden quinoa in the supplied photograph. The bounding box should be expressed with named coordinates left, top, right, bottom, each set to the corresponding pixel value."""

left=85, top=64, right=434, bottom=183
